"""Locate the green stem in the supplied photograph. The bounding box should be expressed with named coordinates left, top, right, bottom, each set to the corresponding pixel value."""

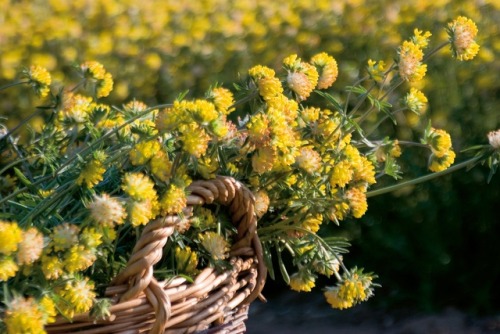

left=366, top=155, right=482, bottom=198
left=0, top=81, right=28, bottom=91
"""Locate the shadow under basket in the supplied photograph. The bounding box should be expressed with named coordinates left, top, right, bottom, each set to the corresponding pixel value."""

left=46, top=176, right=267, bottom=334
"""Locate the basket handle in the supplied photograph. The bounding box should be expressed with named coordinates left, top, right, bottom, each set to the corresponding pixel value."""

left=111, top=176, right=267, bottom=333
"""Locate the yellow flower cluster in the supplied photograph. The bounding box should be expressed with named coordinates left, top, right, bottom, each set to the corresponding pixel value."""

left=324, top=270, right=374, bottom=309
left=0, top=9, right=493, bottom=326
left=447, top=16, right=480, bottom=61
left=425, top=127, right=456, bottom=172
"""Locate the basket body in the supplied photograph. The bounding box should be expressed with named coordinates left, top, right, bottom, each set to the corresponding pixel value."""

left=45, top=176, right=267, bottom=334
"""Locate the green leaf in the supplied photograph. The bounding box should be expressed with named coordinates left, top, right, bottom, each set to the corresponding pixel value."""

left=262, top=243, right=275, bottom=280
left=315, top=90, right=344, bottom=113
left=277, top=250, right=290, bottom=285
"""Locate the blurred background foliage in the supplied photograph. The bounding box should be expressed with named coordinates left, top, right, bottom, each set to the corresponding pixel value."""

left=1, top=0, right=499, bottom=315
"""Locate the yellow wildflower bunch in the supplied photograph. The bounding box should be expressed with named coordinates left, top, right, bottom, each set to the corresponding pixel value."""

left=0, top=13, right=497, bottom=330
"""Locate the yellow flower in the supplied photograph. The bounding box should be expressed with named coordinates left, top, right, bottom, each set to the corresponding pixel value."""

left=257, top=76, right=284, bottom=101
left=191, top=207, right=218, bottom=229
left=247, top=113, right=271, bottom=146
left=175, top=246, right=198, bottom=275
left=208, top=87, right=235, bottom=115
left=248, top=65, right=276, bottom=80
left=299, top=107, right=320, bottom=126
left=0, top=257, right=18, bottom=281
left=123, top=100, right=150, bottom=114
left=0, top=221, right=23, bottom=255
left=197, top=155, right=219, bottom=179
left=367, top=59, right=386, bottom=82
left=191, top=99, right=219, bottom=124
left=24, top=65, right=51, bottom=98
left=397, top=41, right=427, bottom=82
left=352, top=156, right=376, bottom=185
left=252, top=146, right=276, bottom=174
left=254, top=189, right=270, bottom=218
left=310, top=52, right=338, bottom=89
left=129, top=140, right=161, bottom=166
left=80, top=227, right=103, bottom=249
left=447, top=16, right=480, bottom=61
left=302, top=214, right=322, bottom=233
left=64, top=245, right=96, bottom=273
left=404, top=87, right=428, bottom=114
left=80, top=61, right=113, bottom=98
left=411, top=29, right=432, bottom=49
left=330, top=160, right=354, bottom=188
left=150, top=150, right=173, bottom=182
left=88, top=193, right=127, bottom=226
left=199, top=231, right=229, bottom=260
left=51, top=223, right=79, bottom=252
left=4, top=296, right=46, bottom=334
left=180, top=122, right=210, bottom=158
left=160, top=184, right=187, bottom=215
left=97, top=72, right=113, bottom=98
left=76, top=151, right=107, bottom=189
left=284, top=55, right=319, bottom=101
left=122, top=172, right=157, bottom=201
left=427, top=128, right=453, bottom=158
left=324, top=286, right=354, bottom=309
left=59, top=93, right=93, bottom=124
left=41, top=254, right=64, bottom=280
left=81, top=61, right=106, bottom=80
left=295, top=146, right=322, bottom=174
left=487, top=129, right=500, bottom=149
left=346, top=187, right=368, bottom=218
left=39, top=296, right=57, bottom=324
left=128, top=199, right=157, bottom=227
left=429, top=150, right=456, bottom=172
left=17, top=228, right=44, bottom=265
left=56, top=277, right=96, bottom=318
left=289, top=269, right=316, bottom=292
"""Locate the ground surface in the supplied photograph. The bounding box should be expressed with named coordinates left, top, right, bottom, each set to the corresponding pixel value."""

left=245, top=290, right=500, bottom=334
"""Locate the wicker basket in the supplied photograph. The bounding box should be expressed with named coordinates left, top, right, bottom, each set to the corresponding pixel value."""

left=45, top=176, right=267, bottom=334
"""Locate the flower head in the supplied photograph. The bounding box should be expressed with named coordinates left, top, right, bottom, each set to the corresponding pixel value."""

left=51, top=223, right=79, bottom=252
left=17, top=228, right=44, bottom=265
left=56, top=277, right=96, bottom=318
left=129, top=140, right=161, bottom=166
left=199, top=231, right=229, bottom=260
left=0, top=221, right=23, bottom=255
left=24, top=65, right=52, bottom=98
left=397, top=41, right=427, bottom=82
left=295, top=147, right=322, bottom=174
left=4, top=296, right=46, bottom=334
left=0, top=257, right=19, bottom=281
left=64, top=245, right=96, bottom=273
left=175, top=246, right=198, bottom=275
left=283, top=54, right=319, bottom=101
left=404, top=87, right=428, bottom=114
left=447, top=16, right=480, bottom=61
left=160, top=184, right=187, bottom=215
left=76, top=151, right=107, bottom=189
left=127, top=199, right=157, bottom=227
left=310, top=52, right=338, bottom=89
left=150, top=150, right=173, bottom=182
left=487, top=129, right=500, bottom=149
left=254, top=190, right=270, bottom=218
left=411, top=29, right=432, bottom=49
left=122, top=172, right=157, bottom=201
left=208, top=87, right=235, bottom=115
left=88, top=193, right=127, bottom=226
left=289, top=269, right=316, bottom=292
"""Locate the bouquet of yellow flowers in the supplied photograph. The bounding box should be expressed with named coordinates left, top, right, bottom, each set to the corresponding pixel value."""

left=0, top=14, right=498, bottom=333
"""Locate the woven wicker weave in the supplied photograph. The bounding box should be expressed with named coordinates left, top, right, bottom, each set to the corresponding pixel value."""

left=46, top=176, right=267, bottom=334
